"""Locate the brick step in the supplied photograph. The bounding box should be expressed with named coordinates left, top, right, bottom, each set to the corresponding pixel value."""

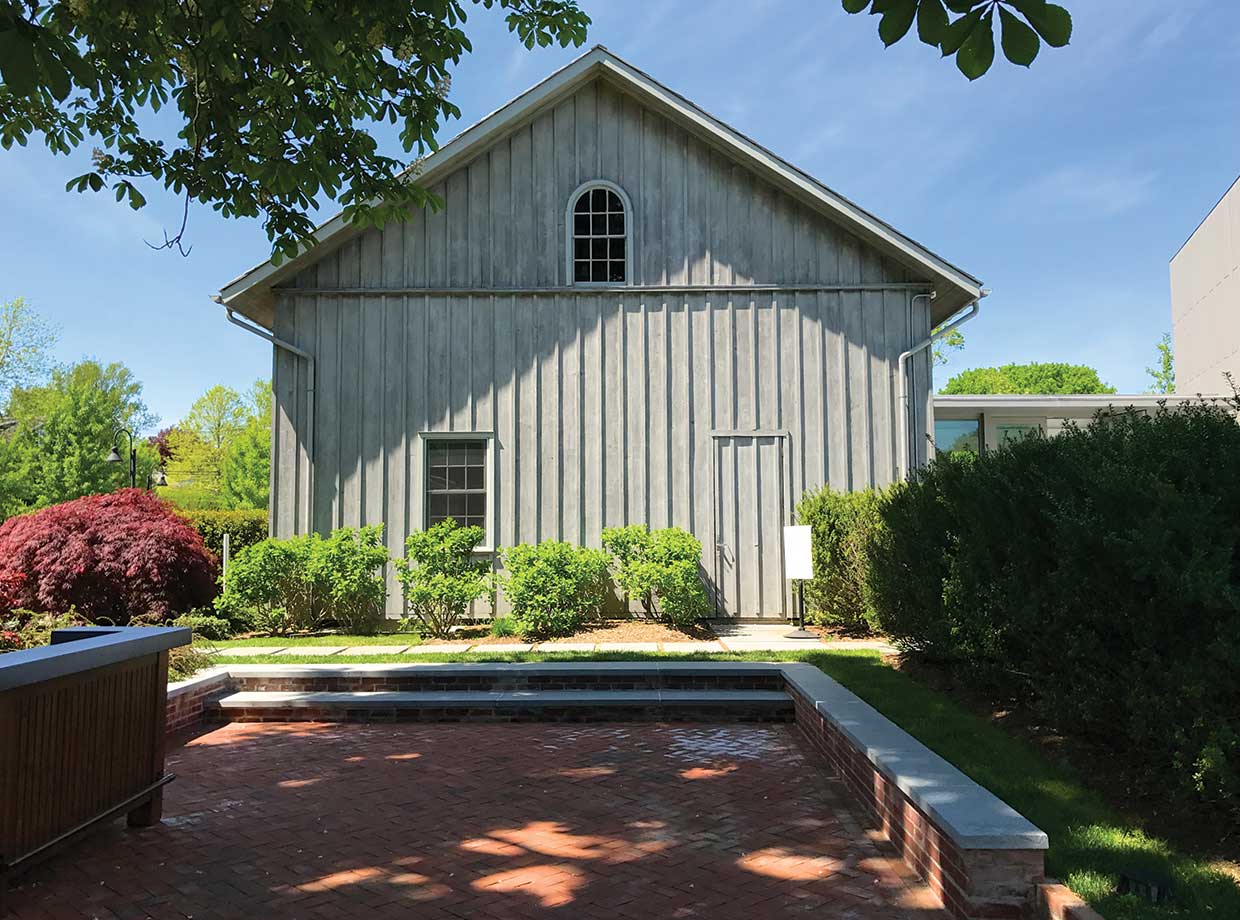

left=206, top=688, right=794, bottom=723
left=227, top=662, right=786, bottom=694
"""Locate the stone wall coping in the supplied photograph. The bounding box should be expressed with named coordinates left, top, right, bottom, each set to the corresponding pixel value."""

left=167, top=667, right=232, bottom=699
left=779, top=662, right=1048, bottom=851
left=1, top=626, right=191, bottom=692
left=216, top=688, right=791, bottom=708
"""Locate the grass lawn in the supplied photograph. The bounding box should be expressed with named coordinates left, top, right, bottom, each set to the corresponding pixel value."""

left=201, top=646, right=1238, bottom=920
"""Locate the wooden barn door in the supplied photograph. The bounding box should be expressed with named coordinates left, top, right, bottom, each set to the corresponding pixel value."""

left=711, top=433, right=790, bottom=619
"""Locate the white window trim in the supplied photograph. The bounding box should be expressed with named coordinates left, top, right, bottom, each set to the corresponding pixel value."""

left=418, top=431, right=497, bottom=553
left=986, top=416, right=1045, bottom=452
left=565, top=179, right=634, bottom=287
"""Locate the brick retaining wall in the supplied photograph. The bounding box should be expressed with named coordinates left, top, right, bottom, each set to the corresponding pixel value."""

left=165, top=669, right=230, bottom=734
left=787, top=686, right=1045, bottom=920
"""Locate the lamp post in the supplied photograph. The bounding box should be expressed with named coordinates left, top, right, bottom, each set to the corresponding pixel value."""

left=107, top=428, right=168, bottom=490
left=106, top=427, right=137, bottom=489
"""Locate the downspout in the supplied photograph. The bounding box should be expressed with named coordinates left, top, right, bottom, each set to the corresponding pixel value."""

left=897, top=292, right=986, bottom=479
left=214, top=298, right=316, bottom=531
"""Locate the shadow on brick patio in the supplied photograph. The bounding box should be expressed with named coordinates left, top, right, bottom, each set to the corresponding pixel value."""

left=7, top=722, right=948, bottom=919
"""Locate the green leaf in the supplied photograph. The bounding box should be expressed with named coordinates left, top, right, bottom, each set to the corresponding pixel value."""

left=59, top=44, right=96, bottom=89
left=940, top=7, right=983, bottom=55
left=878, top=0, right=917, bottom=46
left=956, top=9, right=995, bottom=79
left=998, top=6, right=1040, bottom=66
left=917, top=0, right=949, bottom=45
left=0, top=29, right=38, bottom=97
left=841, top=0, right=871, bottom=13
left=1012, top=0, right=1072, bottom=46
left=33, top=44, right=71, bottom=101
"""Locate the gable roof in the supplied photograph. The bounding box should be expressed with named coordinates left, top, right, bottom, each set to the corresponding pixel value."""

left=218, top=45, right=983, bottom=328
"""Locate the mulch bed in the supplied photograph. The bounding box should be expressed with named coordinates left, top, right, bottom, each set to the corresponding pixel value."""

left=453, top=619, right=716, bottom=645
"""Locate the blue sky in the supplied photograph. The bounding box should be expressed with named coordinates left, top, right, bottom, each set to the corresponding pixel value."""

left=2, top=0, right=1237, bottom=431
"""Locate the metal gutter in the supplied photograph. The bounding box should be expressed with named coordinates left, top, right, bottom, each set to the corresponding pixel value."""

left=897, top=295, right=985, bottom=479
left=217, top=299, right=316, bottom=531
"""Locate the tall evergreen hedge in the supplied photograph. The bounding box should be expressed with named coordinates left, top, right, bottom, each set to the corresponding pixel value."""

left=795, top=487, right=883, bottom=634
left=180, top=509, right=269, bottom=560
left=868, top=401, right=1240, bottom=811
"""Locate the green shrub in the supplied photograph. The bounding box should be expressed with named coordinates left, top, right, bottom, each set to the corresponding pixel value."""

left=215, top=525, right=388, bottom=634
left=489, top=615, right=517, bottom=637
left=601, top=525, right=709, bottom=627
left=171, top=611, right=234, bottom=641
left=499, top=541, right=610, bottom=638
left=0, top=609, right=89, bottom=651
left=795, top=487, right=884, bottom=635
left=181, top=509, right=269, bottom=561
left=393, top=519, right=491, bottom=639
left=868, top=401, right=1240, bottom=813
left=169, top=644, right=217, bottom=681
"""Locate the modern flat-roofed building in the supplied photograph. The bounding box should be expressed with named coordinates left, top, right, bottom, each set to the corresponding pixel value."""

left=1171, top=175, right=1240, bottom=395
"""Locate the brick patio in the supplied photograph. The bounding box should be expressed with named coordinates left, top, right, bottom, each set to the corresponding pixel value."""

left=8, top=723, right=948, bottom=919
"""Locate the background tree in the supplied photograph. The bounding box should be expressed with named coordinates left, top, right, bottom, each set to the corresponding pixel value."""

left=0, top=297, right=57, bottom=404
left=0, top=359, right=157, bottom=517
left=932, top=328, right=965, bottom=367
left=0, top=0, right=590, bottom=259
left=165, top=384, right=246, bottom=493
left=147, top=426, right=175, bottom=464
left=219, top=379, right=272, bottom=510
left=841, top=0, right=1073, bottom=80
left=1146, top=333, right=1175, bottom=394
left=941, top=362, right=1115, bottom=395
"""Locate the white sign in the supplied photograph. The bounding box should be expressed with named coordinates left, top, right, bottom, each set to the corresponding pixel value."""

left=783, top=525, right=814, bottom=580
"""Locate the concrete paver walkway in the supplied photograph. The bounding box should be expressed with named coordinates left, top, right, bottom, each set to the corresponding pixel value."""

left=216, top=638, right=894, bottom=656
left=10, top=723, right=943, bottom=919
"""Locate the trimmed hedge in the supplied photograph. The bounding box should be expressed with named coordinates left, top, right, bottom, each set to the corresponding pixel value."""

left=181, top=509, right=269, bottom=560
left=600, top=525, right=709, bottom=626
left=171, top=611, right=234, bottom=641
left=795, top=487, right=883, bottom=635
left=394, top=519, right=491, bottom=639
left=215, top=525, right=388, bottom=634
left=499, top=541, right=610, bottom=639
left=868, top=402, right=1240, bottom=812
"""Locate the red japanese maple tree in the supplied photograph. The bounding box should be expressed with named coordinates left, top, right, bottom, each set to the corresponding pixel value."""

left=0, top=489, right=218, bottom=623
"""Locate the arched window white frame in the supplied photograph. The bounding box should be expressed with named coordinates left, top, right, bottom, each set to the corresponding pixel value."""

left=565, top=180, right=633, bottom=285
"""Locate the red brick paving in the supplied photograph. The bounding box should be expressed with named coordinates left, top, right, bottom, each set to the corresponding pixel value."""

left=8, top=723, right=947, bottom=919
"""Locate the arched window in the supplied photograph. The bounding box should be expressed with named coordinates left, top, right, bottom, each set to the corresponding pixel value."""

left=567, top=181, right=630, bottom=284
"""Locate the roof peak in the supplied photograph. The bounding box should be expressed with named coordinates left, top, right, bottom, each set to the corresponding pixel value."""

left=218, top=44, right=982, bottom=328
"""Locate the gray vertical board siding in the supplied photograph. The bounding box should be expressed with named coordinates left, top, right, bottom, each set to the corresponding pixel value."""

left=273, top=290, right=921, bottom=616
left=382, top=295, right=407, bottom=608
left=268, top=75, right=939, bottom=616
left=284, top=76, right=912, bottom=293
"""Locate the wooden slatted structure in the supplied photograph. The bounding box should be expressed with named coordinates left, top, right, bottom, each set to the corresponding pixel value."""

left=0, top=626, right=189, bottom=902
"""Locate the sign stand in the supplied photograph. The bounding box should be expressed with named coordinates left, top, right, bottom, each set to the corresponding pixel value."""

left=782, top=525, right=817, bottom=639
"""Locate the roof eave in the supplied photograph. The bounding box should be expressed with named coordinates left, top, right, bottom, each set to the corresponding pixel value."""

left=216, top=45, right=984, bottom=329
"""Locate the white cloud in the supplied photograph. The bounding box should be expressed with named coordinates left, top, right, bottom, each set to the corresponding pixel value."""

left=1008, top=163, right=1161, bottom=221
left=3, top=146, right=170, bottom=245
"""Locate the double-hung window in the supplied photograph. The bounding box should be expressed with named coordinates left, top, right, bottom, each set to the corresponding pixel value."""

left=424, top=439, right=488, bottom=533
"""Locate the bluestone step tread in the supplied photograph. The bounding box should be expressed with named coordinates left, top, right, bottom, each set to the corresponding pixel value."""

left=212, top=689, right=791, bottom=709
